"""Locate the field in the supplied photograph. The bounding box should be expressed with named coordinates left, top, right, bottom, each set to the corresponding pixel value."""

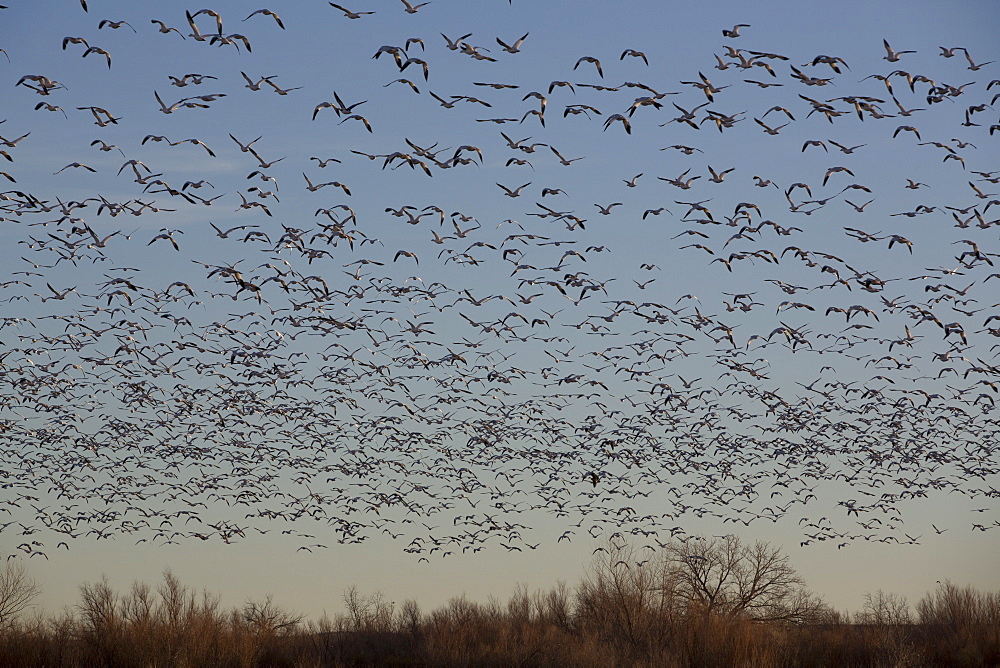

left=2, top=542, right=999, bottom=667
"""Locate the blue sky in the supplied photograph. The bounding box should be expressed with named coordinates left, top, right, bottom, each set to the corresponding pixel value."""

left=1, top=0, right=998, bottom=618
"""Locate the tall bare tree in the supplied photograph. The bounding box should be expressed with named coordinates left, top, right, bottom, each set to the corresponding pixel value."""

left=660, top=535, right=828, bottom=623
left=578, top=535, right=828, bottom=630
left=0, top=559, right=41, bottom=626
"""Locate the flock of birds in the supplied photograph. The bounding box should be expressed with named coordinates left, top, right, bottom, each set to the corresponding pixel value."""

left=1, top=2, right=998, bottom=561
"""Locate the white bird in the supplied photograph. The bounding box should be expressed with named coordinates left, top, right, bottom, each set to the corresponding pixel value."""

left=394, top=250, right=419, bottom=264
left=98, top=19, right=136, bottom=32
left=34, top=102, right=68, bottom=118
left=90, top=139, right=124, bottom=156
left=964, top=50, right=994, bottom=71
left=603, top=114, right=631, bottom=134
left=82, top=46, right=112, bottom=68
left=190, top=8, right=224, bottom=35
left=244, top=9, right=285, bottom=29
left=707, top=166, right=735, bottom=183
left=384, top=78, right=421, bottom=94
left=754, top=118, right=787, bottom=135
left=497, top=182, right=531, bottom=197
left=229, top=133, right=262, bottom=154
left=339, top=114, right=373, bottom=132
left=659, top=169, right=701, bottom=189
left=303, top=173, right=351, bottom=195
left=595, top=202, right=623, bottom=215
left=400, top=57, right=429, bottom=81
left=829, top=140, right=866, bottom=154
left=264, top=79, right=301, bottom=95
left=620, top=49, right=649, bottom=65
left=883, top=39, right=915, bottom=62
left=210, top=223, right=256, bottom=238
left=441, top=32, right=472, bottom=51
left=574, top=56, right=604, bottom=78
left=400, top=0, right=430, bottom=13
left=373, top=45, right=405, bottom=68
left=497, top=33, right=528, bottom=54
left=328, top=2, right=375, bottom=18
left=151, top=19, right=185, bottom=38
left=680, top=72, right=728, bottom=101
left=62, top=36, right=90, bottom=50
left=642, top=207, right=672, bottom=219
left=170, top=138, right=216, bottom=157
left=311, top=156, right=341, bottom=168
left=153, top=91, right=184, bottom=114
left=147, top=229, right=183, bottom=251
left=428, top=91, right=458, bottom=108
left=54, top=162, right=97, bottom=174
left=845, top=199, right=875, bottom=212
left=39, top=284, right=78, bottom=301
left=550, top=146, right=584, bottom=165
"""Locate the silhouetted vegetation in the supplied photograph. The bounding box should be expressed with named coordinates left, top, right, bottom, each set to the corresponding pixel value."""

left=1, top=539, right=998, bottom=666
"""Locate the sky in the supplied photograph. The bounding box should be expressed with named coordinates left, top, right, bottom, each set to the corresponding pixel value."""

left=1, top=0, right=999, bottom=621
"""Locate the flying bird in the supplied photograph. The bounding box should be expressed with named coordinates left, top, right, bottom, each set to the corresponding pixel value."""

left=328, top=3, right=375, bottom=18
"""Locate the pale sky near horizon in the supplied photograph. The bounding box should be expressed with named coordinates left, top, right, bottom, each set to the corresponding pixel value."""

left=2, top=0, right=999, bottom=621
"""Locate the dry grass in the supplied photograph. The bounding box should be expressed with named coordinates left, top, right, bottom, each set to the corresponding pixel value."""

left=0, top=567, right=997, bottom=666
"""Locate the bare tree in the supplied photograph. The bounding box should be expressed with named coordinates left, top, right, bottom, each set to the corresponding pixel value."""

left=575, top=540, right=683, bottom=651
left=242, top=593, right=304, bottom=634
left=0, top=559, right=41, bottom=627
left=861, top=590, right=911, bottom=626
left=859, top=590, right=917, bottom=664
left=340, top=585, right=394, bottom=633
left=661, top=536, right=828, bottom=623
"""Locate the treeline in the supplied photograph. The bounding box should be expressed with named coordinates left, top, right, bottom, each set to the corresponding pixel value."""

left=1, top=538, right=998, bottom=666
